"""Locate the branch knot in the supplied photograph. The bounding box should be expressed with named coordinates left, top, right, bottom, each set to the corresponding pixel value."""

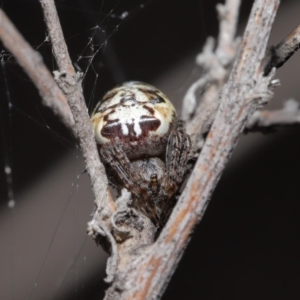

left=53, top=70, right=83, bottom=95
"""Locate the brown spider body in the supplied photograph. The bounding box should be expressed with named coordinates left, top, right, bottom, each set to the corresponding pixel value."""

left=91, top=82, right=191, bottom=226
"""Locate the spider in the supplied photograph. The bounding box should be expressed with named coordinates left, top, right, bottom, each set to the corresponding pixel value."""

left=91, top=82, right=191, bottom=226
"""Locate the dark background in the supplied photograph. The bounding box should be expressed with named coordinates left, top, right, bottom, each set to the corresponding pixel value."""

left=1, top=0, right=300, bottom=299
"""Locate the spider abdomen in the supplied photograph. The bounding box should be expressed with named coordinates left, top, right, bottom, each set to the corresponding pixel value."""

left=91, top=81, right=177, bottom=159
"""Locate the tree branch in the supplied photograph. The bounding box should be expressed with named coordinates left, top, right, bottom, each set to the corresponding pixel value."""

left=0, top=8, right=75, bottom=132
left=107, top=1, right=279, bottom=299
left=215, top=0, right=241, bottom=64
left=247, top=99, right=300, bottom=129
left=39, top=0, right=156, bottom=286
left=183, top=0, right=241, bottom=150
left=3, top=0, right=300, bottom=299
left=38, top=0, right=112, bottom=212
left=184, top=1, right=300, bottom=154
left=264, top=24, right=300, bottom=75
left=39, top=0, right=74, bottom=74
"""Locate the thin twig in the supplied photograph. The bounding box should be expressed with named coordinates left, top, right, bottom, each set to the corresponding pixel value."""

left=264, top=24, right=300, bottom=75
left=183, top=0, right=241, bottom=150
left=39, top=0, right=112, bottom=210
left=184, top=2, right=300, bottom=153
left=181, top=0, right=241, bottom=121
left=39, top=0, right=74, bottom=74
left=215, top=0, right=241, bottom=64
left=247, top=99, right=300, bottom=129
left=0, top=8, right=75, bottom=132
left=108, top=1, right=279, bottom=299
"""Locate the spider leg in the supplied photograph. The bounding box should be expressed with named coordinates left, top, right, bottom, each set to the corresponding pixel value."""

left=166, top=120, right=191, bottom=191
left=101, top=143, right=160, bottom=224
left=100, top=142, right=139, bottom=194
left=154, top=121, right=191, bottom=226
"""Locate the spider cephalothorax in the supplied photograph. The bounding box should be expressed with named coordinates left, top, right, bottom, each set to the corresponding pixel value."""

left=91, top=82, right=191, bottom=226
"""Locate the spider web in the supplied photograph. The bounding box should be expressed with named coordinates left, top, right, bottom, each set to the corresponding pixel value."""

left=0, top=0, right=206, bottom=299
left=2, top=2, right=300, bottom=300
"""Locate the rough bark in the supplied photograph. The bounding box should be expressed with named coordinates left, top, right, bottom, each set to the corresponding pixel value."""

left=2, top=0, right=300, bottom=299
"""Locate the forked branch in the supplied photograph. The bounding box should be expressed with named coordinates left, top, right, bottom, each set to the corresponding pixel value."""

left=2, top=0, right=300, bottom=299
left=108, top=0, right=279, bottom=299
left=184, top=1, right=300, bottom=151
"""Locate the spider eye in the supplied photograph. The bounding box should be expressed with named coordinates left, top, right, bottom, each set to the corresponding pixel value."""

left=149, top=95, right=166, bottom=104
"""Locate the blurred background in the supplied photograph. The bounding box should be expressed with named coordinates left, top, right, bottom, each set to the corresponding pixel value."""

left=0, top=0, right=300, bottom=299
